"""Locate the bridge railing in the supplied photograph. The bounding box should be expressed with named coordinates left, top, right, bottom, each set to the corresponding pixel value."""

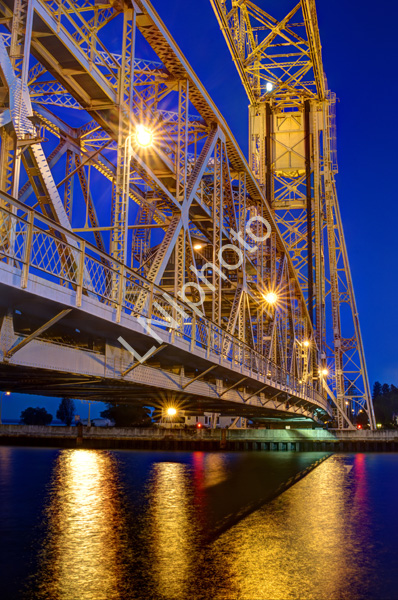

left=0, top=196, right=328, bottom=413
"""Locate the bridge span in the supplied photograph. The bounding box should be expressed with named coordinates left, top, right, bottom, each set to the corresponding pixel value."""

left=0, top=0, right=374, bottom=427
left=0, top=193, right=328, bottom=421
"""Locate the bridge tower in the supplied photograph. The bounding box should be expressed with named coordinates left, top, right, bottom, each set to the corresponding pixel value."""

left=210, top=0, right=375, bottom=429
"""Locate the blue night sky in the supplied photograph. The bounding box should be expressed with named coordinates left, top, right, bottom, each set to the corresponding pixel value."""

left=3, top=0, right=397, bottom=419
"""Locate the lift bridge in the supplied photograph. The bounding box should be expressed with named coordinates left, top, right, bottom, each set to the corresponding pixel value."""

left=0, top=0, right=375, bottom=429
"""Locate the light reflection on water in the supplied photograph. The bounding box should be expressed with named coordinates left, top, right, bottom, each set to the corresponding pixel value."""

left=3, top=450, right=394, bottom=600
left=147, top=462, right=193, bottom=599
left=201, top=453, right=374, bottom=600
left=33, top=450, right=126, bottom=600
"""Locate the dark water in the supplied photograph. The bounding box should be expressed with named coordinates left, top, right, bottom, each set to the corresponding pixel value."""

left=0, top=448, right=397, bottom=600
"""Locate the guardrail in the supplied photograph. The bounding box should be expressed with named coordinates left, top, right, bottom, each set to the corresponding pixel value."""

left=0, top=194, right=329, bottom=413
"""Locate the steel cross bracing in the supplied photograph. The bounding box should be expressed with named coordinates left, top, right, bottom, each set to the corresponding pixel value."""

left=0, top=0, right=334, bottom=422
left=210, top=0, right=375, bottom=429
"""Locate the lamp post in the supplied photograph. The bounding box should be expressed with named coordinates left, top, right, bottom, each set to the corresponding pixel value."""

left=0, top=391, right=11, bottom=425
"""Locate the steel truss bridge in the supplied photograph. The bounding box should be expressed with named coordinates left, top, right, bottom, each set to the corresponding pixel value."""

left=0, top=0, right=375, bottom=428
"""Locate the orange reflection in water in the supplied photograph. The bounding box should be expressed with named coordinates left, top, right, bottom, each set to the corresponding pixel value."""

left=206, top=455, right=371, bottom=600
left=35, top=449, right=125, bottom=600
left=202, top=453, right=228, bottom=489
left=147, top=461, right=196, bottom=600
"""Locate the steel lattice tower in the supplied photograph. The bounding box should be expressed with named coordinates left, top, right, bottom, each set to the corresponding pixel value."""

left=0, top=0, right=374, bottom=428
left=210, top=0, right=375, bottom=429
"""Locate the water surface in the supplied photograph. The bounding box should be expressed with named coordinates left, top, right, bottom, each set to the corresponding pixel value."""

left=0, top=447, right=397, bottom=599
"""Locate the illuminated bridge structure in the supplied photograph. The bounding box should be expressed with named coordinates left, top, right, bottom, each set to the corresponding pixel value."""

left=0, top=0, right=375, bottom=428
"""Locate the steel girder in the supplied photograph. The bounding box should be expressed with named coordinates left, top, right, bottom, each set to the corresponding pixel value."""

left=0, top=0, right=331, bottom=422
left=210, top=0, right=375, bottom=429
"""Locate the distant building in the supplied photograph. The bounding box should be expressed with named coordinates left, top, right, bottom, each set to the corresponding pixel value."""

left=184, top=413, right=247, bottom=429
left=157, top=411, right=248, bottom=429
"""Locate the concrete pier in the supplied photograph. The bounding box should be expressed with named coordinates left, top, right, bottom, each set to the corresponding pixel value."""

left=1, top=424, right=398, bottom=452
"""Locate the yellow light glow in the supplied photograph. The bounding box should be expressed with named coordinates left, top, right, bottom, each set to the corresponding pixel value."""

left=135, top=124, right=153, bottom=148
left=5, top=391, right=11, bottom=396
left=321, top=368, right=328, bottom=376
left=266, top=82, right=273, bottom=92
left=39, top=449, right=122, bottom=597
left=345, top=401, right=349, bottom=406
left=166, top=407, right=177, bottom=417
left=193, top=243, right=203, bottom=250
left=263, top=291, right=278, bottom=305
left=377, top=423, right=382, bottom=428
left=303, top=340, right=310, bottom=347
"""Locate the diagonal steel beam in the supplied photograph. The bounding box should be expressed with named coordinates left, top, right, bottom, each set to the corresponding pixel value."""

left=121, top=343, right=167, bottom=377
left=182, top=364, right=217, bottom=389
left=5, top=308, right=72, bottom=359
left=219, top=376, right=248, bottom=397
left=244, top=383, right=270, bottom=402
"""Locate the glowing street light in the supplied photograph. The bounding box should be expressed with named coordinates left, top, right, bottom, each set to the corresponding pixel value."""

left=166, top=407, right=177, bottom=417
left=321, top=368, right=328, bottom=376
left=263, top=291, right=278, bottom=305
left=303, top=340, right=310, bottom=347
left=193, top=243, right=203, bottom=250
left=266, top=81, right=273, bottom=92
left=135, top=124, right=153, bottom=148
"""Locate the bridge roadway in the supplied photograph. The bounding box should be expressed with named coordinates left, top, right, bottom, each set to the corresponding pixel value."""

left=0, top=195, right=330, bottom=422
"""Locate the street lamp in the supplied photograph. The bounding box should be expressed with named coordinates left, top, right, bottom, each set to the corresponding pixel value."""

left=0, top=391, right=11, bottom=425
left=166, top=407, right=177, bottom=417
left=263, top=291, right=278, bottom=305
left=135, top=124, right=154, bottom=148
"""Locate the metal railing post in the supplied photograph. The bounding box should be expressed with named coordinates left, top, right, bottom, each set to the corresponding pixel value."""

left=76, top=241, right=85, bottom=307
left=148, top=284, right=153, bottom=318
left=190, top=314, right=196, bottom=352
left=21, top=211, right=34, bottom=289
left=116, top=265, right=124, bottom=323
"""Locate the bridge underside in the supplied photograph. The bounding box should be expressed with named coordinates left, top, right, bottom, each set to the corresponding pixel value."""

left=0, top=365, right=306, bottom=420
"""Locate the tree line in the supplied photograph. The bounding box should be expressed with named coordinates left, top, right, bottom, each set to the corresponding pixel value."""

left=20, top=398, right=76, bottom=426
left=19, top=398, right=150, bottom=427
left=372, top=382, right=398, bottom=426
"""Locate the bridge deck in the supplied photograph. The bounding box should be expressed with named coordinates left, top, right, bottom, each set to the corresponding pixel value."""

left=0, top=0, right=337, bottom=423
left=0, top=196, right=330, bottom=420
